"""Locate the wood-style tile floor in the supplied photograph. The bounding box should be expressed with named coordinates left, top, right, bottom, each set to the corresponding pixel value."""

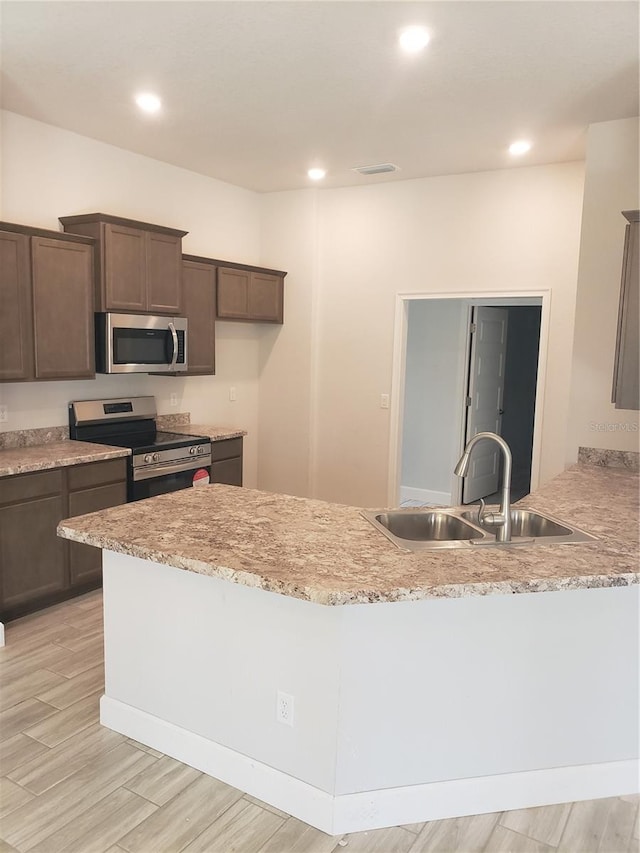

left=1, top=590, right=637, bottom=853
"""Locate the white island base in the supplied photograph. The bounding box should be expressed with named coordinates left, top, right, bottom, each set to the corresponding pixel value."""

left=100, top=551, right=639, bottom=835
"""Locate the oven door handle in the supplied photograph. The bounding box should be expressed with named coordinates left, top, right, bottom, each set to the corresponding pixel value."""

left=168, top=322, right=179, bottom=368
left=132, top=454, right=212, bottom=482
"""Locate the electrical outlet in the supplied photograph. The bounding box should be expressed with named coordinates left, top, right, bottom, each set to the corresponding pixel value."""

left=169, top=393, right=178, bottom=407
left=229, top=386, right=237, bottom=402
left=0, top=405, right=8, bottom=423
left=276, top=690, right=295, bottom=727
left=380, top=394, right=390, bottom=409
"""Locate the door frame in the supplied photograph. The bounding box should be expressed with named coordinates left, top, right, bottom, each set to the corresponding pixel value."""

left=388, top=289, right=551, bottom=508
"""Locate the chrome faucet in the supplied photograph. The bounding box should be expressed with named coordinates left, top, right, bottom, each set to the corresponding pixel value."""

left=454, top=432, right=513, bottom=542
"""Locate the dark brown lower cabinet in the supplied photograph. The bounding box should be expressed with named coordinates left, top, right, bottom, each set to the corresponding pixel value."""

left=211, top=437, right=243, bottom=486
left=0, top=458, right=127, bottom=622
left=66, top=458, right=126, bottom=596
left=0, top=470, right=66, bottom=616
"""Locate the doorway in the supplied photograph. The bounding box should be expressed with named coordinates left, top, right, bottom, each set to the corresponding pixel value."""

left=393, top=294, right=544, bottom=508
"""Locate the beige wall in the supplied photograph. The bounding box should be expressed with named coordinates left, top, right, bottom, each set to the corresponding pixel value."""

left=259, top=164, right=585, bottom=507
left=257, top=191, right=319, bottom=497
left=567, top=117, right=640, bottom=460
left=0, top=111, right=264, bottom=486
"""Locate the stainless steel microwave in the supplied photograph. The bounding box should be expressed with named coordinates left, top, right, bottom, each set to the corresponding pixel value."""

left=95, top=313, right=188, bottom=374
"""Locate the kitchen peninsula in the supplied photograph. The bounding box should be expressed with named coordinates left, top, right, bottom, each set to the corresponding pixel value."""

left=57, top=464, right=639, bottom=835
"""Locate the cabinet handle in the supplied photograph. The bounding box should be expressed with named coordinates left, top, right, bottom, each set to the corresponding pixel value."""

left=168, top=322, right=178, bottom=368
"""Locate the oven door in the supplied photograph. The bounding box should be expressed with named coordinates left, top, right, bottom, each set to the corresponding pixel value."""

left=97, top=313, right=188, bottom=374
left=128, top=461, right=212, bottom=502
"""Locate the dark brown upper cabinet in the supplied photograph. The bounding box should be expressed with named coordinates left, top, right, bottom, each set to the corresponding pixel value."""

left=180, top=258, right=216, bottom=375
left=59, top=213, right=187, bottom=315
left=0, top=223, right=94, bottom=383
left=612, top=210, right=639, bottom=411
left=216, top=261, right=285, bottom=324
left=0, top=230, right=33, bottom=380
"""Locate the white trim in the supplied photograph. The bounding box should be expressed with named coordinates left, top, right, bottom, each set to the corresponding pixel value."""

left=453, top=304, right=473, bottom=505
left=332, top=758, right=639, bottom=834
left=399, top=486, right=451, bottom=506
left=388, top=290, right=550, bottom=507
left=101, top=695, right=638, bottom=836
left=529, top=290, right=551, bottom=492
left=0, top=622, right=4, bottom=647
left=387, top=295, right=408, bottom=506
left=101, top=695, right=335, bottom=832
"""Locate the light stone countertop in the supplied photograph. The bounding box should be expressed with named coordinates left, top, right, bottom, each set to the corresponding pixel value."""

left=0, top=441, right=130, bottom=478
left=57, top=464, right=639, bottom=605
left=0, top=423, right=245, bottom=478
left=168, top=425, right=246, bottom=442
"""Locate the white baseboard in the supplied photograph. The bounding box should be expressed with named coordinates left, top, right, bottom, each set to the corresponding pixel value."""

left=399, top=486, right=451, bottom=507
left=101, top=695, right=639, bottom=836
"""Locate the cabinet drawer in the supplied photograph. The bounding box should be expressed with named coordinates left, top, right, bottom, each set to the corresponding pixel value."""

left=211, top=457, right=243, bottom=487
left=68, top=481, right=127, bottom=518
left=67, top=458, right=127, bottom=491
left=210, top=438, right=243, bottom=463
left=0, top=469, right=63, bottom=505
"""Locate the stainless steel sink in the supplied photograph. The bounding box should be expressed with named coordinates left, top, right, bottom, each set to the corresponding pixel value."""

left=361, top=507, right=598, bottom=551
left=361, top=510, right=490, bottom=550
left=460, top=508, right=598, bottom=545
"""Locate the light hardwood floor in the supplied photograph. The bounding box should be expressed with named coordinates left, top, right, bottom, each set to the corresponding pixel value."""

left=1, top=590, right=637, bottom=853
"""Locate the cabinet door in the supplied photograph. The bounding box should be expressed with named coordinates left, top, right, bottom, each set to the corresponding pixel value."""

left=0, top=495, right=66, bottom=616
left=182, top=260, right=216, bottom=374
left=147, top=231, right=182, bottom=314
left=104, top=223, right=146, bottom=312
left=612, top=215, right=639, bottom=410
left=248, top=272, right=283, bottom=323
left=210, top=438, right=243, bottom=486
left=0, top=230, right=34, bottom=380
left=68, top=482, right=127, bottom=587
left=210, top=457, right=243, bottom=486
left=31, top=237, right=94, bottom=380
left=217, top=267, right=250, bottom=319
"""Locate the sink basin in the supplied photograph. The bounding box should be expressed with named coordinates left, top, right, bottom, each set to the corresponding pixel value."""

left=460, top=508, right=598, bottom=544
left=376, top=511, right=482, bottom=541
left=361, top=510, right=489, bottom=550
left=361, top=507, right=598, bottom=550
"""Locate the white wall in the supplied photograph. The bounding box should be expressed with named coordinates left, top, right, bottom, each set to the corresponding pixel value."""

left=0, top=111, right=263, bottom=486
left=568, top=117, right=640, bottom=461
left=401, top=299, right=467, bottom=505
left=305, top=164, right=584, bottom=507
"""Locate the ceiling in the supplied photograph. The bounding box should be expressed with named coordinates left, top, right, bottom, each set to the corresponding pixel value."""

left=1, top=1, right=638, bottom=193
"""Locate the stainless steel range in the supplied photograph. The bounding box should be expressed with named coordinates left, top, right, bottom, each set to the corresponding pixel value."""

left=69, top=396, right=212, bottom=502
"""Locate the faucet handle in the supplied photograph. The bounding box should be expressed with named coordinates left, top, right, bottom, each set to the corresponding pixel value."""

left=478, top=498, right=487, bottom=526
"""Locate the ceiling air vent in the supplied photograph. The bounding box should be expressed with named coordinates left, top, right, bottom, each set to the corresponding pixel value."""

left=352, top=163, right=400, bottom=176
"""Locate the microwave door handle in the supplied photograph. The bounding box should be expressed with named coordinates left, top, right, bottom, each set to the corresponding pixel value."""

left=168, top=322, right=179, bottom=368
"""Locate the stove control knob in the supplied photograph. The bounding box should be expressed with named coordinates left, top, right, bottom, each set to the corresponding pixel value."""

left=144, top=454, right=153, bottom=463
left=197, top=446, right=204, bottom=455
left=189, top=446, right=197, bottom=455
left=153, top=453, right=160, bottom=462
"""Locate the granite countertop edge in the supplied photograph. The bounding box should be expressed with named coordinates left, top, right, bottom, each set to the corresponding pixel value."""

left=0, top=442, right=131, bottom=478
left=53, top=519, right=640, bottom=605
left=56, top=462, right=640, bottom=606
left=169, top=425, right=247, bottom=441
left=0, top=424, right=245, bottom=477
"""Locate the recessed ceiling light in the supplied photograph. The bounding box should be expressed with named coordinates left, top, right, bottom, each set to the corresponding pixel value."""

left=509, top=140, right=532, bottom=156
left=308, top=168, right=326, bottom=181
left=399, top=26, right=430, bottom=53
left=135, top=92, right=162, bottom=114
